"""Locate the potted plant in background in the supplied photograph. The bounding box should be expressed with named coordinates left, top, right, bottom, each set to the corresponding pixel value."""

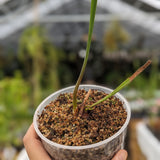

left=33, top=0, right=151, bottom=160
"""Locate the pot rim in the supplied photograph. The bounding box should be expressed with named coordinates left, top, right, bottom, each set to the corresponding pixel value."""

left=33, top=84, right=131, bottom=150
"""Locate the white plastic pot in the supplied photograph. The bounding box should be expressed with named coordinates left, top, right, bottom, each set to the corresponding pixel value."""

left=33, top=85, right=131, bottom=160
left=137, top=121, right=160, bottom=160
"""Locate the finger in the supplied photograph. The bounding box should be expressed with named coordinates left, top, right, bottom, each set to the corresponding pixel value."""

left=23, top=123, right=51, bottom=160
left=112, top=149, right=128, bottom=160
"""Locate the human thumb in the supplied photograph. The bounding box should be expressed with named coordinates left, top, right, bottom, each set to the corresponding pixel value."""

left=112, top=149, right=128, bottom=160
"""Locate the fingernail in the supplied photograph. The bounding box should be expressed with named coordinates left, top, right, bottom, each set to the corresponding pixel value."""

left=118, top=151, right=127, bottom=160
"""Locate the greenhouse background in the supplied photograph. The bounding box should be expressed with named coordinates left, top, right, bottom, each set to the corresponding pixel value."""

left=0, top=0, right=160, bottom=159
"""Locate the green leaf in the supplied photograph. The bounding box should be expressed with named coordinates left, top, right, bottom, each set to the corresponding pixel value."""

left=73, top=0, right=98, bottom=111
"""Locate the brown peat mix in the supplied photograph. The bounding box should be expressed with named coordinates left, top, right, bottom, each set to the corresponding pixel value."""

left=38, top=89, right=127, bottom=146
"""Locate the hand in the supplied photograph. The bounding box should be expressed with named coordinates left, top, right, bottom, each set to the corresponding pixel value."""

left=23, top=123, right=51, bottom=160
left=23, top=124, right=128, bottom=160
left=112, top=149, right=128, bottom=160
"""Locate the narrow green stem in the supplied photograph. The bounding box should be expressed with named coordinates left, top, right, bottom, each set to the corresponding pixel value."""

left=86, top=60, right=152, bottom=110
left=73, top=0, right=98, bottom=111
left=86, top=78, right=130, bottom=109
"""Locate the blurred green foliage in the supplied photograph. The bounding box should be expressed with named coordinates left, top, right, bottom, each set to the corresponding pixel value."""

left=127, top=58, right=160, bottom=98
left=103, top=20, right=130, bottom=52
left=0, top=71, right=31, bottom=147
left=18, top=25, right=61, bottom=107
